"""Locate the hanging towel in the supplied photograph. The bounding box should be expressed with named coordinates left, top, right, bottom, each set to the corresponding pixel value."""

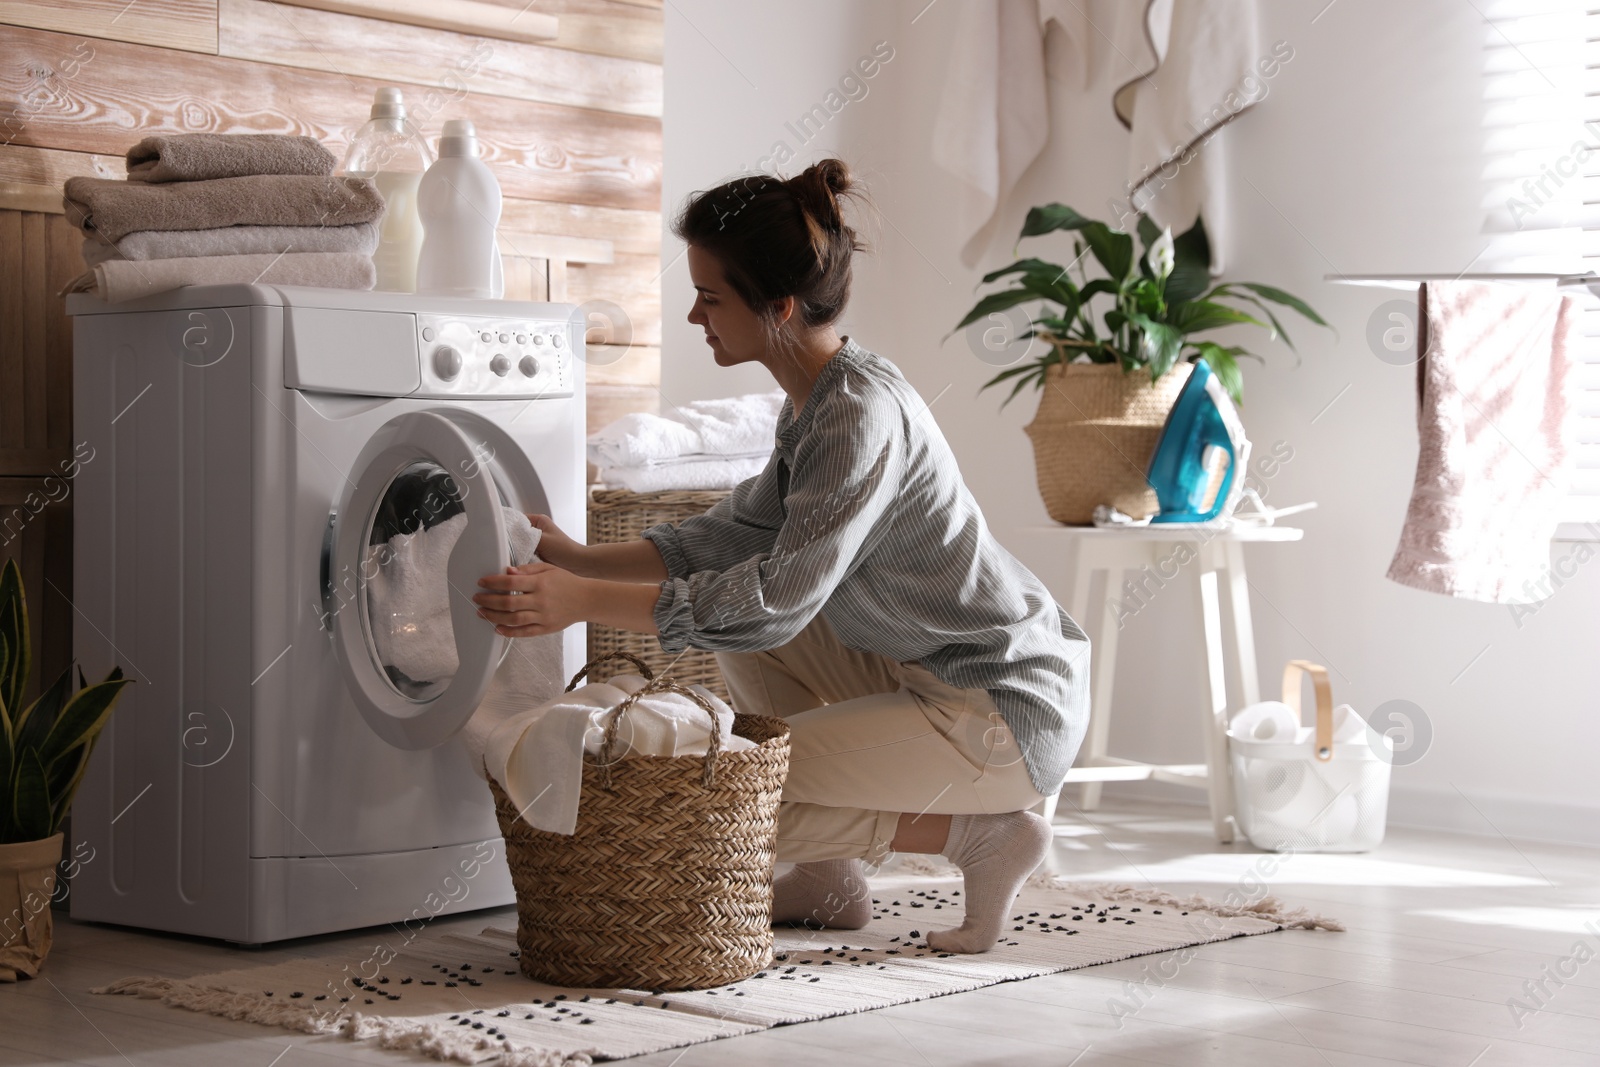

left=62, top=174, right=385, bottom=243
left=929, top=0, right=1259, bottom=270
left=586, top=389, right=785, bottom=468
left=125, top=133, right=337, bottom=183
left=473, top=670, right=755, bottom=836
left=930, top=0, right=1052, bottom=269
left=1386, top=281, right=1580, bottom=603
left=364, top=508, right=543, bottom=685
left=1112, top=0, right=1261, bottom=272
left=59, top=252, right=377, bottom=303
left=81, top=221, right=380, bottom=266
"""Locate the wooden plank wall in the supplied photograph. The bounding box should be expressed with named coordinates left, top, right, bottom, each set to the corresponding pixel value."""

left=0, top=0, right=664, bottom=694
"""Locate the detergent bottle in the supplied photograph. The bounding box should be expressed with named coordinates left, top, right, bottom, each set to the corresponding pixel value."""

left=340, top=88, right=433, bottom=292
left=415, top=119, right=504, bottom=299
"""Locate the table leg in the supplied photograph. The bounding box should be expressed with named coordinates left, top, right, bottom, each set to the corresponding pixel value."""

left=1078, top=561, right=1122, bottom=811
left=1194, top=543, right=1235, bottom=843
left=1225, top=539, right=1261, bottom=707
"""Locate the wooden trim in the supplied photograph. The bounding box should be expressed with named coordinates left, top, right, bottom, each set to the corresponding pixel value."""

left=272, top=0, right=557, bottom=43
left=219, top=0, right=661, bottom=118
left=0, top=180, right=61, bottom=214
left=0, top=450, right=73, bottom=476
left=468, top=0, right=661, bottom=64
left=584, top=342, right=659, bottom=388
left=0, top=0, right=219, bottom=54
left=497, top=231, right=613, bottom=265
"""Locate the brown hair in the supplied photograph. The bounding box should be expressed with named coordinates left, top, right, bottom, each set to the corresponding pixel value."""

left=672, top=158, right=868, bottom=335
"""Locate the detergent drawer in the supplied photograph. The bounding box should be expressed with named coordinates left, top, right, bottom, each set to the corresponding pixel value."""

left=284, top=306, right=423, bottom=396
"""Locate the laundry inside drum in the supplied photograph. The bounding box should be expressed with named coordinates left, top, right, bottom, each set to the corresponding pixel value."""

left=362, top=460, right=470, bottom=700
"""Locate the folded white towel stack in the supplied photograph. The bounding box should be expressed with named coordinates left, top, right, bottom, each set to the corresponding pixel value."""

left=587, top=388, right=785, bottom=491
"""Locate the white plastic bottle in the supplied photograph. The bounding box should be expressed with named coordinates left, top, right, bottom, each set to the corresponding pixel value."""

left=415, top=119, right=504, bottom=300
left=340, top=88, right=433, bottom=293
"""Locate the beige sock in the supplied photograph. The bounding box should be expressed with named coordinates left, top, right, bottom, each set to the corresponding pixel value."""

left=770, top=859, right=873, bottom=930
left=926, top=811, right=1051, bottom=953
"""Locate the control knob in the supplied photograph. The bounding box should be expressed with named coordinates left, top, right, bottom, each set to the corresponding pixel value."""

left=433, top=345, right=463, bottom=381
left=519, top=355, right=540, bottom=378
left=490, top=353, right=511, bottom=377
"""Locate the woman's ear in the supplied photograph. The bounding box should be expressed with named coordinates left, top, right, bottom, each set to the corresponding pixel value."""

left=771, top=295, right=796, bottom=325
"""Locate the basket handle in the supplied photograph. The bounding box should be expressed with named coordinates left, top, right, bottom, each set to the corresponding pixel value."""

left=565, top=650, right=654, bottom=692
left=588, top=671, right=726, bottom=790
left=1281, top=659, right=1336, bottom=762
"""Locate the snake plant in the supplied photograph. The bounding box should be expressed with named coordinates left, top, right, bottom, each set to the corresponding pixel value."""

left=952, top=205, right=1329, bottom=407
left=0, top=559, right=132, bottom=844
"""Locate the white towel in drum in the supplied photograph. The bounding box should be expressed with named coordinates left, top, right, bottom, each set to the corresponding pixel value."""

left=365, top=508, right=541, bottom=684
left=473, top=672, right=755, bottom=836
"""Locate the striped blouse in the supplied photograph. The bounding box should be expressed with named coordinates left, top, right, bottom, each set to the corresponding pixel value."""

left=642, top=337, right=1090, bottom=794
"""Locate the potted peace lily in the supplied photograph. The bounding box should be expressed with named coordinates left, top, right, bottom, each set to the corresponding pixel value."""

left=0, top=559, right=131, bottom=980
left=951, top=205, right=1327, bottom=524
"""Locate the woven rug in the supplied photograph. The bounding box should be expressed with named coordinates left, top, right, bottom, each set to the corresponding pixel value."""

left=92, top=862, right=1340, bottom=1066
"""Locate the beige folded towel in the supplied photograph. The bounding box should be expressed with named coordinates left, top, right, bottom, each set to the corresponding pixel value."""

left=125, top=134, right=336, bottom=183
left=82, top=221, right=380, bottom=267
left=61, top=252, right=376, bottom=304
left=1387, top=281, right=1580, bottom=603
left=63, top=175, right=385, bottom=243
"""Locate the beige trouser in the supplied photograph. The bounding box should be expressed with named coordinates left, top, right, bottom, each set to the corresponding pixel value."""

left=714, top=611, right=1049, bottom=865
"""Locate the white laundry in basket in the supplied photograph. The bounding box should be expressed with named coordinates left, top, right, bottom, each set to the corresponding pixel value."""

left=470, top=671, right=755, bottom=836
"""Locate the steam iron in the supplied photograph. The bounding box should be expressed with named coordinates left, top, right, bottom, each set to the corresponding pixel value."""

left=1146, top=360, right=1251, bottom=524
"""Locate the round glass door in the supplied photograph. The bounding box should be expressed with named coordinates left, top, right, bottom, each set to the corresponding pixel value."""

left=330, top=411, right=512, bottom=750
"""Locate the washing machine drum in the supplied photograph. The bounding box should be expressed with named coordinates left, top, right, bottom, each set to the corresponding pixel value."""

left=327, top=410, right=543, bottom=750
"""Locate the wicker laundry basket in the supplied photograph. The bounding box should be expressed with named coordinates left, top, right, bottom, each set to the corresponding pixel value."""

left=489, top=651, right=790, bottom=991
left=1024, top=362, right=1193, bottom=525
left=588, top=487, right=733, bottom=700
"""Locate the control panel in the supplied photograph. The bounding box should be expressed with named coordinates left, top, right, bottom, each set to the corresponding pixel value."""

left=414, top=312, right=576, bottom=399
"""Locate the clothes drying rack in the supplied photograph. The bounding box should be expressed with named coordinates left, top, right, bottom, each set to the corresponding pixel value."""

left=1323, top=272, right=1599, bottom=291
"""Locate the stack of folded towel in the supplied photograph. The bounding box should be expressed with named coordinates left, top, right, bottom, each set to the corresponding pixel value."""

left=60, top=133, right=386, bottom=303
left=587, top=388, right=787, bottom=491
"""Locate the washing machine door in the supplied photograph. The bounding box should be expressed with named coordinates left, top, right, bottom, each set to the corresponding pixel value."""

left=328, top=410, right=521, bottom=750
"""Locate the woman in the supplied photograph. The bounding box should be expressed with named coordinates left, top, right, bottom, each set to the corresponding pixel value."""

left=473, top=158, right=1090, bottom=954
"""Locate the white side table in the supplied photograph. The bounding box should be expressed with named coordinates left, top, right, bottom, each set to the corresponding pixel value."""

left=1025, top=524, right=1304, bottom=843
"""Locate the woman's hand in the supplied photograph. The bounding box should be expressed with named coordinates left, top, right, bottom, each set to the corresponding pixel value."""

left=473, top=562, right=593, bottom=637
left=526, top=514, right=593, bottom=576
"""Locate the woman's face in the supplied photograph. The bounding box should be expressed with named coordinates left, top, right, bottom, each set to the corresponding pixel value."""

left=686, top=245, right=773, bottom=367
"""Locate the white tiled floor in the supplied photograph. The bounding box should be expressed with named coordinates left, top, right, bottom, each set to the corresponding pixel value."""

left=4, top=796, right=1597, bottom=1066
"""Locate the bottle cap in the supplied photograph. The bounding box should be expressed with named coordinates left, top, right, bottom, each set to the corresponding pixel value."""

left=437, top=119, right=481, bottom=158
left=369, top=87, right=406, bottom=120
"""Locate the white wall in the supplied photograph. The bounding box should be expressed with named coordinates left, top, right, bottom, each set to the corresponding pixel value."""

left=663, top=0, right=1600, bottom=846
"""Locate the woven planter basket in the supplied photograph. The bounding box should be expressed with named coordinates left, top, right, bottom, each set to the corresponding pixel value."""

left=489, top=651, right=790, bottom=991
left=588, top=487, right=733, bottom=700
left=1024, top=361, right=1194, bottom=525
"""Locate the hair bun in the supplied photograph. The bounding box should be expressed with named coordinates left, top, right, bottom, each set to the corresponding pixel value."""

left=791, top=158, right=853, bottom=233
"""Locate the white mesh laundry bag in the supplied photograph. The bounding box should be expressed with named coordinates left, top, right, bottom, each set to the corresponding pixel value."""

left=1227, top=660, right=1393, bottom=852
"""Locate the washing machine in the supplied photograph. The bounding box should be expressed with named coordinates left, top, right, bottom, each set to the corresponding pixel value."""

left=65, top=283, right=587, bottom=943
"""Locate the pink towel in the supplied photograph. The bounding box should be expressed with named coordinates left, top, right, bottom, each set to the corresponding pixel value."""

left=1387, top=281, right=1580, bottom=603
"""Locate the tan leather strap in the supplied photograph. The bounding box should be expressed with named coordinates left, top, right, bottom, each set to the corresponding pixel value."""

left=1281, top=659, right=1336, bottom=762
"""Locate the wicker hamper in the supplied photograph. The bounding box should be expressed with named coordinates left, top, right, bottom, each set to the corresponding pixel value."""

left=588, top=487, right=733, bottom=700
left=489, top=652, right=790, bottom=991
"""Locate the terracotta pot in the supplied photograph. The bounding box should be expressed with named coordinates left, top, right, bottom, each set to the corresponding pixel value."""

left=0, top=833, right=63, bottom=981
left=1023, top=361, right=1194, bottom=525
